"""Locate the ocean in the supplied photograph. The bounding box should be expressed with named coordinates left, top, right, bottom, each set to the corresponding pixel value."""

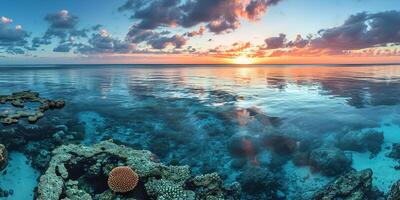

left=0, top=64, right=400, bottom=199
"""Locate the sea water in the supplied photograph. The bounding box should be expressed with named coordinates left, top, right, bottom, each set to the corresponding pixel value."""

left=0, top=64, right=399, bottom=199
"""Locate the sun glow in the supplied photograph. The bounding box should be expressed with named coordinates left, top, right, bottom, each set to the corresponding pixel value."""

left=232, top=55, right=254, bottom=64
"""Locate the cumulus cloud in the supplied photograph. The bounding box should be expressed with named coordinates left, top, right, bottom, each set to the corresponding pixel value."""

left=1, top=16, right=13, bottom=24
left=77, top=29, right=135, bottom=54
left=253, top=10, right=400, bottom=58
left=264, top=33, right=286, bottom=49
left=310, top=11, right=400, bottom=51
left=147, top=34, right=187, bottom=49
left=0, top=16, right=30, bottom=54
left=126, top=25, right=188, bottom=49
left=185, top=26, right=205, bottom=37
left=118, top=0, right=283, bottom=34
left=33, top=10, right=88, bottom=51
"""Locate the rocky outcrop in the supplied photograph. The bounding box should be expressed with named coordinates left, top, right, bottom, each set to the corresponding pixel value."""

left=337, top=129, right=384, bottom=155
left=312, top=169, right=382, bottom=200
left=309, top=146, right=352, bottom=176
left=0, top=91, right=65, bottom=125
left=237, top=167, right=281, bottom=199
left=0, top=144, right=7, bottom=171
left=388, top=143, right=400, bottom=160
left=387, top=180, right=400, bottom=200
left=37, top=140, right=240, bottom=200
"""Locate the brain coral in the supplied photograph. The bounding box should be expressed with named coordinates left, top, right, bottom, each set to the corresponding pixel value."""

left=107, top=166, right=139, bottom=193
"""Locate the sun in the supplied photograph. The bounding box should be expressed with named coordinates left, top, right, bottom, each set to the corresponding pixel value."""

left=232, top=55, right=254, bottom=64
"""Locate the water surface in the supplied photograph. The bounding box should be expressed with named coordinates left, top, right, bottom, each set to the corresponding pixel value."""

left=0, top=64, right=400, bottom=199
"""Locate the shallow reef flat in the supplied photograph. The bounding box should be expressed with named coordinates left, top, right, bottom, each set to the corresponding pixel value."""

left=0, top=91, right=65, bottom=125
left=37, top=140, right=240, bottom=200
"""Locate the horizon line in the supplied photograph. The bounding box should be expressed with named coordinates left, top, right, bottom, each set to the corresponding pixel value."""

left=1, top=63, right=400, bottom=66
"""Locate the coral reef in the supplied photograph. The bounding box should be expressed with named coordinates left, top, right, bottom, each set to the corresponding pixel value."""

left=337, top=129, right=384, bottom=155
left=37, top=140, right=240, bottom=200
left=108, top=166, right=139, bottom=193
left=237, top=167, right=281, bottom=199
left=292, top=144, right=353, bottom=177
left=387, top=180, right=400, bottom=200
left=0, top=144, right=7, bottom=171
left=388, top=143, right=400, bottom=160
left=0, top=91, right=65, bottom=125
left=308, top=146, right=352, bottom=176
left=0, top=115, right=84, bottom=173
left=312, top=169, right=382, bottom=200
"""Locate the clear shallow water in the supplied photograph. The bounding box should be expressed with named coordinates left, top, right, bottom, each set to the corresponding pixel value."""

left=0, top=64, right=400, bottom=199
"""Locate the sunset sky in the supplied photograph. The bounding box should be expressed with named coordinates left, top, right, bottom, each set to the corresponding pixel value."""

left=1, top=0, right=400, bottom=64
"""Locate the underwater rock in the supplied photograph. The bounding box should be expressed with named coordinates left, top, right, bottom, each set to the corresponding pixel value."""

left=309, top=146, right=352, bottom=176
left=227, top=134, right=260, bottom=158
left=337, top=129, right=384, bottom=155
left=0, top=144, right=8, bottom=171
left=262, top=134, right=298, bottom=155
left=0, top=91, right=65, bottom=125
left=312, top=169, right=382, bottom=200
left=387, top=180, right=400, bottom=200
left=186, top=172, right=241, bottom=199
left=237, top=167, right=280, bottom=199
left=388, top=143, right=400, bottom=160
left=37, top=140, right=240, bottom=200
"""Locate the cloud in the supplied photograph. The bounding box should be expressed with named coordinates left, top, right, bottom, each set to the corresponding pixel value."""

left=118, top=0, right=283, bottom=34
left=147, top=34, right=187, bottom=49
left=185, top=26, right=205, bottom=37
left=0, top=16, right=30, bottom=54
left=310, top=10, right=400, bottom=51
left=264, top=33, right=286, bottom=49
left=126, top=25, right=188, bottom=49
left=34, top=10, right=88, bottom=51
left=44, top=10, right=78, bottom=30
left=1, top=16, right=13, bottom=24
left=207, top=41, right=252, bottom=57
left=250, top=10, right=400, bottom=58
left=77, top=29, right=135, bottom=54
left=53, top=43, right=72, bottom=52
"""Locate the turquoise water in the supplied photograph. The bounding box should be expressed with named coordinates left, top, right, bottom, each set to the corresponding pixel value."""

left=0, top=64, right=400, bottom=199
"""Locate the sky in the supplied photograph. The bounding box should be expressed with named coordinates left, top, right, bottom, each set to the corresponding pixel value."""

left=1, top=0, right=400, bottom=64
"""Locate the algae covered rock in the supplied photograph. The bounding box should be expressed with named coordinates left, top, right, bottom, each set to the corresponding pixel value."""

left=388, top=143, right=400, bottom=160
left=312, top=169, right=379, bottom=200
left=37, top=140, right=240, bottom=200
left=387, top=180, right=400, bottom=200
left=0, top=144, right=8, bottom=171
left=309, top=146, right=352, bottom=176
left=0, top=90, right=65, bottom=125
left=337, top=129, right=384, bottom=155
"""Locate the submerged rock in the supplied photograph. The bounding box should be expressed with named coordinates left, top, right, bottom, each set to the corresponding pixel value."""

left=0, top=144, right=8, bottom=171
left=387, top=180, right=400, bottom=200
left=237, top=167, right=280, bottom=199
left=313, top=169, right=381, bottom=200
left=309, top=146, right=352, bottom=176
left=337, top=129, right=384, bottom=155
left=37, top=140, right=240, bottom=200
left=388, top=143, right=400, bottom=160
left=0, top=91, right=65, bottom=125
